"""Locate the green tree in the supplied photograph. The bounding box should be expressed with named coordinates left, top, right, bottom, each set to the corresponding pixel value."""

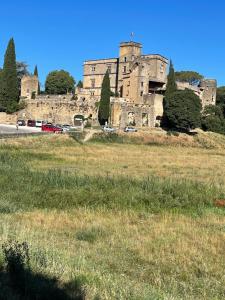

left=34, top=65, right=40, bottom=94
left=76, top=80, right=83, bottom=88
left=175, top=71, right=203, bottom=85
left=0, top=38, right=19, bottom=113
left=201, top=105, right=225, bottom=134
left=98, top=71, right=111, bottom=125
left=165, top=60, right=177, bottom=99
left=166, top=89, right=202, bottom=131
left=16, top=61, right=29, bottom=80
left=163, top=60, right=177, bottom=127
left=0, top=69, right=3, bottom=111
left=216, top=86, right=225, bottom=108
left=45, top=70, right=75, bottom=94
left=34, top=65, right=38, bottom=76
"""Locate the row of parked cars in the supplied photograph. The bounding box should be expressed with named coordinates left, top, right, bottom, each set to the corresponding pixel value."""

left=103, top=126, right=138, bottom=133
left=17, top=119, right=73, bottom=133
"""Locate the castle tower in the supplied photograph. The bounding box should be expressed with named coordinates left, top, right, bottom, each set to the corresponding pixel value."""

left=199, top=79, right=217, bottom=108
left=118, top=41, right=142, bottom=96
left=21, top=75, right=39, bottom=99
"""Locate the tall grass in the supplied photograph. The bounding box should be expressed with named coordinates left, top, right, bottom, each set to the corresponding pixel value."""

left=0, top=149, right=223, bottom=214
left=0, top=139, right=225, bottom=299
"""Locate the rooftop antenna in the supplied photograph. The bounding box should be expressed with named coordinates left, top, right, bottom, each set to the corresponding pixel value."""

left=130, top=32, right=134, bottom=42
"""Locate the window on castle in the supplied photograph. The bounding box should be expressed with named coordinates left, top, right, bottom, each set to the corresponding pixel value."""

left=124, top=57, right=127, bottom=62
left=123, top=66, right=126, bottom=73
left=91, top=79, right=95, bottom=88
left=91, top=91, right=95, bottom=96
left=141, top=82, right=144, bottom=87
left=27, top=89, right=30, bottom=93
left=91, top=66, right=96, bottom=72
left=140, top=91, right=143, bottom=96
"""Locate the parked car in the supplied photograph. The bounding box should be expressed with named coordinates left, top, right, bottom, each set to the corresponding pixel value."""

left=36, top=120, right=44, bottom=127
left=41, top=124, right=63, bottom=133
left=124, top=126, right=138, bottom=132
left=103, top=126, right=116, bottom=133
left=61, top=124, right=71, bottom=132
left=17, top=119, right=26, bottom=126
left=27, top=120, right=36, bottom=127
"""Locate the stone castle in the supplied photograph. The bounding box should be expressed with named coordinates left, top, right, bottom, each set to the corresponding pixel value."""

left=19, top=41, right=217, bottom=127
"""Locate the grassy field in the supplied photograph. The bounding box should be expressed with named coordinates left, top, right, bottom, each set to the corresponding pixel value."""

left=0, top=131, right=225, bottom=299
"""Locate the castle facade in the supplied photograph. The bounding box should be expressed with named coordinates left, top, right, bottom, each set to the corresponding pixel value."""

left=19, top=41, right=217, bottom=128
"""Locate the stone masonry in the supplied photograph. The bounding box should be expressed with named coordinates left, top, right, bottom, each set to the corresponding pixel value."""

left=18, top=41, right=217, bottom=128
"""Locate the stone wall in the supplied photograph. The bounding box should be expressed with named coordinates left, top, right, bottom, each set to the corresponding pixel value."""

left=0, top=112, right=17, bottom=124
left=17, top=96, right=98, bottom=125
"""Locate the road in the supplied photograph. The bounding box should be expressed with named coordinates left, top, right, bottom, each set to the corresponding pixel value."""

left=0, top=124, right=42, bottom=135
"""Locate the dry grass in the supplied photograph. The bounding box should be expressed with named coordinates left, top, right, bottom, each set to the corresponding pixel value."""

left=0, top=132, right=225, bottom=299
left=0, top=209, right=224, bottom=299
left=4, top=132, right=225, bottom=185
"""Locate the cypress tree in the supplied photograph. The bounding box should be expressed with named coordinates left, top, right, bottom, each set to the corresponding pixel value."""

left=0, top=38, right=19, bottom=112
left=34, top=65, right=38, bottom=76
left=34, top=65, right=40, bottom=94
left=163, top=60, right=177, bottom=128
left=165, top=60, right=177, bottom=99
left=0, top=69, right=4, bottom=111
left=98, top=71, right=111, bottom=125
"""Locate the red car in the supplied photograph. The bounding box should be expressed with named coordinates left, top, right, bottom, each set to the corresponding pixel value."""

left=41, top=124, right=63, bottom=133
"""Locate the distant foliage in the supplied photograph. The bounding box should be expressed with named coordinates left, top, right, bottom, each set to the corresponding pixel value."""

left=175, top=71, right=203, bottom=85
left=45, top=70, right=75, bottom=94
left=166, top=89, right=202, bottom=131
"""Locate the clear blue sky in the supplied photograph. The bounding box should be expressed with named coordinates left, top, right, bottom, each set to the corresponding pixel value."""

left=0, top=0, right=224, bottom=88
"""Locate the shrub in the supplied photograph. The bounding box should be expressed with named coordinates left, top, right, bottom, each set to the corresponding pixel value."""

left=2, top=240, right=30, bottom=293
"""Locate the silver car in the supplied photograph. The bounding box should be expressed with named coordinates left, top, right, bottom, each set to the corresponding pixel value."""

left=124, top=126, right=137, bottom=132
left=103, top=126, right=116, bottom=133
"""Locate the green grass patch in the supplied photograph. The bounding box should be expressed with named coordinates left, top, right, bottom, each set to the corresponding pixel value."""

left=0, top=148, right=224, bottom=214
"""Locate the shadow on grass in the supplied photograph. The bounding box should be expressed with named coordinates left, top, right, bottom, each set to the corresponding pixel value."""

left=0, top=241, right=85, bottom=300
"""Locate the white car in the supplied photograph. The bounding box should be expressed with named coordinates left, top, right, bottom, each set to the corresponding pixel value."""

left=103, top=126, right=116, bottom=133
left=61, top=124, right=71, bottom=132
left=36, top=120, right=44, bottom=127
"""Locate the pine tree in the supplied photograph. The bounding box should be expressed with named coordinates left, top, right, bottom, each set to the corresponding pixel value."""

left=98, top=71, right=111, bottom=125
left=0, top=38, right=19, bottom=112
left=34, top=65, right=40, bottom=94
